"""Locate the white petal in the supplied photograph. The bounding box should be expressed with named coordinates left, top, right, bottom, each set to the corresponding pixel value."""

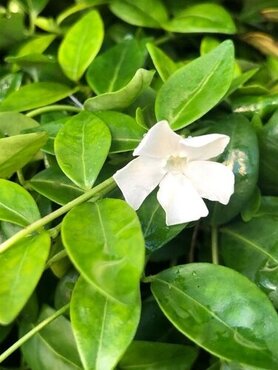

left=180, top=134, right=230, bottom=160
left=113, top=156, right=166, bottom=210
left=184, top=160, right=235, bottom=204
left=133, top=120, right=182, bottom=158
left=157, top=173, right=208, bottom=226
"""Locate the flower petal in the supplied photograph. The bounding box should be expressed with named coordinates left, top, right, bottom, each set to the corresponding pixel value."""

left=184, top=160, right=235, bottom=204
left=157, top=173, right=208, bottom=226
left=133, top=120, right=182, bottom=158
left=113, top=156, right=166, bottom=210
left=180, top=134, right=230, bottom=160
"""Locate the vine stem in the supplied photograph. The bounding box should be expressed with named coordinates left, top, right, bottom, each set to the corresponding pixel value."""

left=211, top=225, right=219, bottom=264
left=0, top=177, right=116, bottom=253
left=0, top=304, right=69, bottom=364
left=26, top=105, right=82, bottom=118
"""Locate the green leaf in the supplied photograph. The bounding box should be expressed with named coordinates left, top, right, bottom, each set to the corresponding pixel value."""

left=30, top=166, right=84, bottom=205
left=92, top=111, right=146, bottom=153
left=0, top=232, right=50, bottom=325
left=71, top=277, right=141, bottom=370
left=12, top=34, right=55, bottom=58
left=58, top=10, right=104, bottom=81
left=86, top=39, right=146, bottom=94
left=146, top=43, right=177, bottom=82
left=0, top=132, right=48, bottom=178
left=0, top=112, right=38, bottom=136
left=0, top=179, right=40, bottom=226
left=0, top=82, right=76, bottom=112
left=150, top=263, right=278, bottom=369
left=61, top=199, right=145, bottom=304
left=118, top=341, right=198, bottom=370
left=84, top=68, right=155, bottom=111
left=206, top=114, right=259, bottom=225
left=137, top=192, right=186, bottom=253
left=231, top=94, right=278, bottom=116
left=220, top=216, right=278, bottom=307
left=258, top=109, right=278, bottom=194
left=54, top=111, right=111, bottom=190
left=109, top=0, right=168, bottom=28
left=225, top=68, right=259, bottom=98
left=0, top=73, right=23, bottom=101
left=155, top=40, right=234, bottom=129
left=0, top=12, right=26, bottom=49
left=20, top=305, right=82, bottom=370
left=164, top=3, right=236, bottom=34
left=21, top=0, right=49, bottom=16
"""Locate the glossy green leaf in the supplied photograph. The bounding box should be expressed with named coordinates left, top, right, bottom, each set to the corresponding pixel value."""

left=255, top=196, right=278, bottom=217
left=0, top=73, right=23, bottom=101
left=62, top=199, right=145, bottom=304
left=0, top=232, right=50, bottom=325
left=206, top=114, right=259, bottom=225
left=258, top=109, right=278, bottom=194
left=54, top=112, right=111, bottom=190
left=84, top=68, right=155, bottom=111
left=137, top=192, right=186, bottom=252
left=21, top=0, right=49, bottom=16
left=232, top=94, right=278, bottom=116
left=0, top=112, right=38, bottom=136
left=92, top=111, right=146, bottom=153
left=86, top=39, right=146, bottom=94
left=57, top=1, right=106, bottom=25
left=220, top=216, right=278, bottom=306
left=146, top=43, right=177, bottom=82
left=20, top=305, right=82, bottom=370
left=164, top=3, right=236, bottom=34
left=155, top=40, right=234, bottom=129
left=0, top=132, right=48, bottom=178
left=118, top=341, right=198, bottom=370
left=0, top=82, right=76, bottom=112
left=71, top=277, right=141, bottom=370
left=30, top=166, right=84, bottom=205
left=0, top=179, right=40, bottom=226
left=109, top=0, right=168, bottom=28
left=12, top=34, right=55, bottom=58
left=58, top=10, right=104, bottom=81
left=151, top=263, right=278, bottom=369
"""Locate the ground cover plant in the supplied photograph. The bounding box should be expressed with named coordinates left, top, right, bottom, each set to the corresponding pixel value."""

left=0, top=0, right=278, bottom=369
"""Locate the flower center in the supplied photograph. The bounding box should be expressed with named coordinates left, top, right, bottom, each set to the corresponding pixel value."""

left=165, top=156, right=187, bottom=174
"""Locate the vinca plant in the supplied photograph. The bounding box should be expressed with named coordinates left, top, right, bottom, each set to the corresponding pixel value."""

left=0, top=0, right=278, bottom=369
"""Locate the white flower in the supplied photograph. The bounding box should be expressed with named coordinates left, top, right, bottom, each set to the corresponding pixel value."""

left=113, top=120, right=234, bottom=226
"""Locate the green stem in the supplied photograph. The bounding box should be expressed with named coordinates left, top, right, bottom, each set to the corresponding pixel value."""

left=26, top=105, right=82, bottom=118
left=0, top=304, right=69, bottom=364
left=211, top=225, right=219, bottom=264
left=0, top=177, right=116, bottom=253
left=45, top=249, right=68, bottom=270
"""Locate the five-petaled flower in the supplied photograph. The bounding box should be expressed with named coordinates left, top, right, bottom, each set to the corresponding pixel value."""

left=113, top=120, right=235, bottom=226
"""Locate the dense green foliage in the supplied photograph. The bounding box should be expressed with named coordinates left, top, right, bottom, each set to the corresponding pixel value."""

left=0, top=0, right=278, bottom=369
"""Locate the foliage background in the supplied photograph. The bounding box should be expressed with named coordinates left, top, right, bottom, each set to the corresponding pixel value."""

left=0, top=0, right=278, bottom=369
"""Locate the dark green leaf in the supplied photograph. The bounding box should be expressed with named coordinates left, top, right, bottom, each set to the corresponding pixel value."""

left=30, top=166, right=84, bottom=205
left=58, top=10, right=104, bottom=81
left=155, top=40, right=234, bottom=129
left=0, top=232, right=50, bottom=325
left=84, top=68, right=155, bottom=111
left=86, top=39, right=146, bottom=94
left=0, top=82, right=76, bottom=112
left=206, top=114, right=259, bottom=225
left=62, top=199, right=145, bottom=304
left=137, top=192, right=186, bottom=252
left=20, top=305, right=82, bottom=370
left=0, top=12, right=26, bottom=49
left=54, top=111, right=111, bottom=190
left=71, top=277, right=141, bottom=370
left=0, top=179, right=40, bottom=226
left=118, top=341, right=198, bottom=370
left=0, top=73, right=23, bottom=101
left=151, top=263, right=278, bottom=369
left=92, top=111, right=146, bottom=153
